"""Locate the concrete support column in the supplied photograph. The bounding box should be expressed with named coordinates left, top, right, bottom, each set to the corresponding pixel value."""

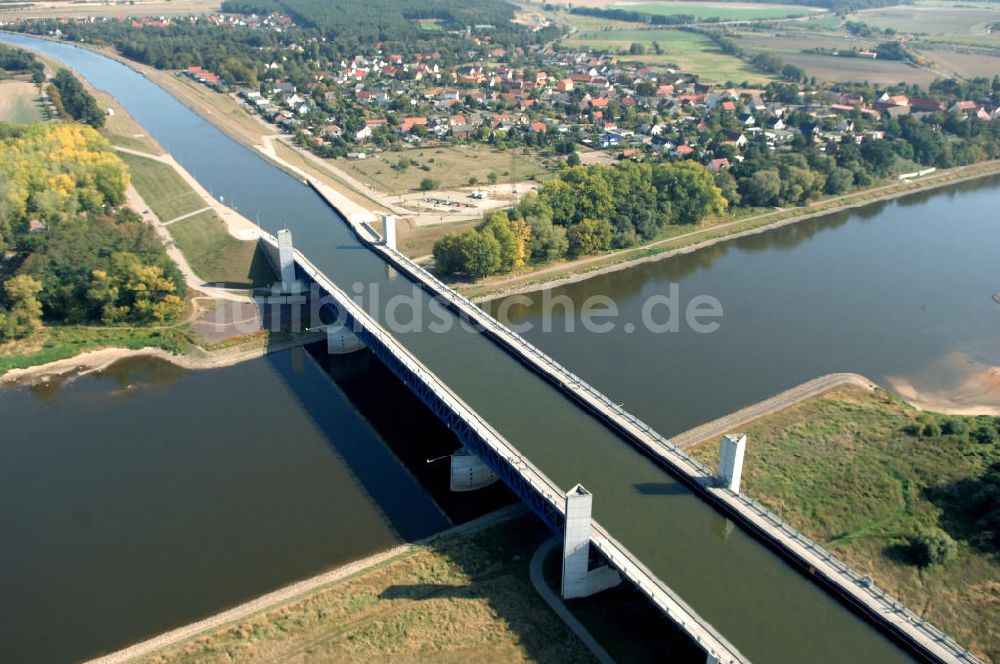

left=382, top=214, right=397, bottom=250
left=718, top=433, right=747, bottom=493
left=326, top=325, right=365, bottom=355
left=277, top=228, right=298, bottom=293
left=449, top=447, right=498, bottom=492
left=561, top=484, right=621, bottom=600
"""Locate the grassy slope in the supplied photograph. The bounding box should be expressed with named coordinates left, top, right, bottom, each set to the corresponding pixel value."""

left=119, top=152, right=205, bottom=221
left=141, top=516, right=596, bottom=663
left=93, top=89, right=162, bottom=155
left=690, top=386, right=1000, bottom=663
left=168, top=210, right=269, bottom=287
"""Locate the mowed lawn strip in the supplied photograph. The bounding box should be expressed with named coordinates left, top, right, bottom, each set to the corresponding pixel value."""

left=689, top=385, right=1000, bottom=663
left=119, top=152, right=205, bottom=221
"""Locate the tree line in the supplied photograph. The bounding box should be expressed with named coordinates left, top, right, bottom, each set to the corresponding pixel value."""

left=12, top=0, right=547, bottom=90
left=49, top=69, right=105, bottom=128
left=568, top=6, right=705, bottom=26
left=433, top=161, right=726, bottom=278
left=0, top=44, right=44, bottom=83
left=0, top=123, right=183, bottom=342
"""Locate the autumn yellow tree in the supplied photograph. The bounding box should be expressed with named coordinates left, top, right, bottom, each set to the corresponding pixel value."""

left=0, top=274, right=43, bottom=341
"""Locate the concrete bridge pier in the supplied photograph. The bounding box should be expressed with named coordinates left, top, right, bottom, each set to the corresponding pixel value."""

left=718, top=434, right=746, bottom=493
left=382, top=214, right=397, bottom=250
left=278, top=228, right=303, bottom=294
left=449, top=447, right=499, bottom=492
left=561, top=484, right=622, bottom=599
left=325, top=325, right=366, bottom=355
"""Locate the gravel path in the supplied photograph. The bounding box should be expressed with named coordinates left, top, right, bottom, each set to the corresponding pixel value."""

left=529, top=537, right=613, bottom=664
left=669, top=372, right=878, bottom=449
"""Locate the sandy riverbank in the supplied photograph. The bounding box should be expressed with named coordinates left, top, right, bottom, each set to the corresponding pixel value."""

left=887, top=351, right=1000, bottom=416
left=0, top=347, right=244, bottom=386
left=470, top=160, right=1000, bottom=303
left=0, top=335, right=322, bottom=387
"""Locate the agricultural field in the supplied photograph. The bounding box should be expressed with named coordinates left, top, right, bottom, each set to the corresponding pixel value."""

left=778, top=51, right=939, bottom=86
left=733, top=29, right=942, bottom=85
left=0, top=0, right=219, bottom=19
left=857, top=1, right=1000, bottom=38
left=690, top=385, right=1000, bottom=663
left=918, top=46, right=1000, bottom=78
left=336, top=144, right=556, bottom=195
left=557, top=10, right=643, bottom=31
left=615, top=1, right=821, bottom=21
left=564, top=28, right=771, bottom=82
left=0, top=79, right=42, bottom=123
left=802, top=13, right=843, bottom=30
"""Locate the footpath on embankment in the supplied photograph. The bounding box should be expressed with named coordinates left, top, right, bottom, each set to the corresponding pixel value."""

left=670, top=373, right=879, bottom=448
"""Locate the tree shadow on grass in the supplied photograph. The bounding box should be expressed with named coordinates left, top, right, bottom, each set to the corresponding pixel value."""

left=922, top=466, right=1000, bottom=562
left=883, top=541, right=918, bottom=566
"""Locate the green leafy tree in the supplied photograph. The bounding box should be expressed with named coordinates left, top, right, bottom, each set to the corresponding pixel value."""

left=460, top=230, right=502, bottom=278
left=654, top=161, right=726, bottom=224
left=910, top=528, right=957, bottom=567
left=478, top=210, right=527, bottom=272
left=825, top=167, right=854, bottom=195
left=432, top=233, right=465, bottom=275
left=567, top=217, right=612, bottom=257
left=740, top=170, right=782, bottom=207
left=51, top=69, right=105, bottom=128
left=0, top=274, right=43, bottom=341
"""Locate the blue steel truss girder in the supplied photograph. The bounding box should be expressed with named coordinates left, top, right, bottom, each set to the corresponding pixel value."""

left=328, top=305, right=563, bottom=531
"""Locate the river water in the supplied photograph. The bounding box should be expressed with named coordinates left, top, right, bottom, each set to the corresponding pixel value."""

left=0, top=349, right=451, bottom=662
left=2, top=32, right=995, bottom=664
left=486, top=178, right=1000, bottom=435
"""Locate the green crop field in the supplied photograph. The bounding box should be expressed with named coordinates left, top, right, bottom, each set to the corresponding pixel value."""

left=618, top=2, right=818, bottom=21
left=564, top=28, right=772, bottom=83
